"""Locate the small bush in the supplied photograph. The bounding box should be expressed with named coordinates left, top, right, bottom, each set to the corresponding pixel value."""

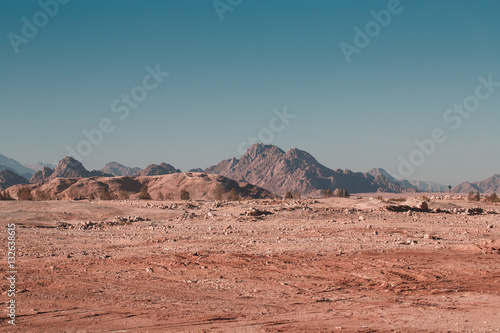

left=17, top=186, right=33, bottom=201
left=0, top=190, right=14, bottom=201
left=421, top=196, right=430, bottom=202
left=157, top=192, right=164, bottom=201
left=284, top=191, right=294, bottom=199
left=293, top=191, right=301, bottom=199
left=374, top=195, right=384, bottom=201
left=390, top=197, right=406, bottom=202
left=180, top=189, right=190, bottom=200
left=164, top=192, right=173, bottom=200
left=139, top=186, right=151, bottom=200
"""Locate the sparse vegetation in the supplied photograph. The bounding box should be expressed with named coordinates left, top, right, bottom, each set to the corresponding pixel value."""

left=213, top=184, right=223, bottom=200
left=374, top=195, right=384, bottom=201
left=180, top=189, right=190, bottom=200
left=100, top=187, right=113, bottom=200
left=333, top=188, right=349, bottom=198
left=468, top=191, right=481, bottom=202
left=34, top=189, right=50, bottom=201
left=139, top=186, right=152, bottom=200
left=421, top=196, right=430, bottom=202
left=485, top=192, right=500, bottom=203
left=157, top=192, right=164, bottom=201
left=284, top=191, right=294, bottom=199
left=117, top=191, right=129, bottom=200
left=227, top=188, right=240, bottom=201
left=293, top=191, right=301, bottom=199
left=322, top=189, right=333, bottom=198
left=0, top=190, right=14, bottom=201
left=17, top=186, right=33, bottom=201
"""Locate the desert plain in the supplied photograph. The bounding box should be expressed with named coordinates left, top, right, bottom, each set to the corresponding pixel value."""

left=1, top=195, right=499, bottom=332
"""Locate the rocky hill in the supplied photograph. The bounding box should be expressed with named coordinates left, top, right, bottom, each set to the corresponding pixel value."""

left=205, top=144, right=406, bottom=196
left=30, top=157, right=112, bottom=184
left=140, top=163, right=180, bottom=176
left=0, top=169, right=28, bottom=190
left=101, top=162, right=142, bottom=177
left=7, top=172, right=275, bottom=201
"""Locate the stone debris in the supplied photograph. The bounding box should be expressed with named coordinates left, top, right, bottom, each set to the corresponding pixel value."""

left=113, top=216, right=150, bottom=223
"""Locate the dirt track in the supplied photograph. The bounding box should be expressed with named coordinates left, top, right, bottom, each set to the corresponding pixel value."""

left=1, top=197, right=499, bottom=332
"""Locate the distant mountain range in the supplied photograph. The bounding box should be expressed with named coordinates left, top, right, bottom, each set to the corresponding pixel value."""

left=366, top=168, right=448, bottom=193
left=0, top=169, right=28, bottom=190
left=453, top=174, right=500, bottom=194
left=1, top=145, right=499, bottom=196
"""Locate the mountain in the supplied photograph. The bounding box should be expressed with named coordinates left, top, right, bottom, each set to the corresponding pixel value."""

left=205, top=143, right=406, bottom=196
left=366, top=168, right=399, bottom=183
left=189, top=168, right=204, bottom=172
left=101, top=162, right=142, bottom=177
left=0, top=154, right=36, bottom=179
left=30, top=156, right=112, bottom=183
left=367, top=168, right=447, bottom=192
left=140, top=163, right=181, bottom=176
left=453, top=174, right=500, bottom=194
left=0, top=169, right=28, bottom=190
left=6, top=172, right=276, bottom=200
left=24, top=162, right=56, bottom=172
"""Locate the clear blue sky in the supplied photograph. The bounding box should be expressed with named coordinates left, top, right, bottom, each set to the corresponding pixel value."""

left=1, top=0, right=499, bottom=185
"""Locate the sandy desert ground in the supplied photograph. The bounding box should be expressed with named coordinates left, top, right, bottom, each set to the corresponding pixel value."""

left=1, top=196, right=499, bottom=332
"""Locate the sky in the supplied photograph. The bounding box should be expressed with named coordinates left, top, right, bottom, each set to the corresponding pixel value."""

left=1, top=0, right=499, bottom=186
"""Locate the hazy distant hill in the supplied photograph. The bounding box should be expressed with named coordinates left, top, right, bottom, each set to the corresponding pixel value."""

left=140, top=163, right=181, bottom=176
left=205, top=144, right=406, bottom=196
left=453, top=174, right=500, bottom=194
left=24, top=162, right=56, bottom=172
left=30, top=157, right=112, bottom=183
